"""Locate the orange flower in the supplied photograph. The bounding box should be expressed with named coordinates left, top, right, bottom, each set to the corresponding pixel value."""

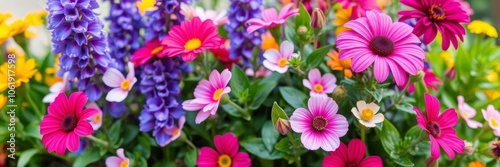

left=327, top=51, right=352, bottom=78
left=261, top=31, right=279, bottom=51
left=333, top=6, right=352, bottom=36
left=469, top=161, right=485, bottom=167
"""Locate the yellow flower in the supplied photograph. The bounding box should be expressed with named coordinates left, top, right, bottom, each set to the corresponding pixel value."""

left=24, top=10, right=47, bottom=27
left=440, top=51, right=454, bottom=68
left=486, top=71, right=499, bottom=82
left=377, top=0, right=391, bottom=9
left=0, top=95, right=6, bottom=109
left=0, top=12, right=13, bottom=24
left=327, top=51, right=353, bottom=78
left=333, top=6, right=352, bottom=36
left=469, top=160, right=485, bottom=167
left=44, top=54, right=63, bottom=87
left=136, top=0, right=156, bottom=15
left=468, top=20, right=498, bottom=38
left=261, top=31, right=279, bottom=51
left=0, top=56, right=38, bottom=92
left=485, top=90, right=500, bottom=100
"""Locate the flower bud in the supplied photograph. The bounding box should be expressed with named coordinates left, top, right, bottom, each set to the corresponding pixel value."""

left=463, top=140, right=474, bottom=155
left=410, top=70, right=425, bottom=83
left=220, top=94, right=230, bottom=104
left=425, top=157, right=437, bottom=167
left=275, top=118, right=291, bottom=135
left=445, top=67, right=456, bottom=79
left=311, top=8, right=326, bottom=29
left=487, top=140, right=500, bottom=158
left=297, top=25, right=308, bottom=35
left=332, top=85, right=347, bottom=101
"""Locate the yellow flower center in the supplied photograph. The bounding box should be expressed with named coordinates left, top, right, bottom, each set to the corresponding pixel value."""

left=361, top=108, right=374, bottom=121
left=491, top=118, right=499, bottom=127
left=151, top=46, right=163, bottom=55
left=93, top=115, right=101, bottom=123
left=313, top=84, right=324, bottom=93
left=121, top=80, right=131, bottom=90
left=173, top=128, right=180, bottom=137
left=462, top=111, right=469, bottom=118
left=184, top=38, right=202, bottom=50
left=120, top=160, right=128, bottom=167
left=277, top=58, right=288, bottom=67
left=213, top=88, right=224, bottom=101
left=217, top=154, right=232, bottom=167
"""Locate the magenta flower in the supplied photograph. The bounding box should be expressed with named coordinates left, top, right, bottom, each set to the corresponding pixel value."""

left=290, top=95, right=349, bottom=151
left=105, top=148, right=130, bottom=167
left=399, top=0, right=469, bottom=50
left=337, top=0, right=381, bottom=19
left=399, top=68, right=442, bottom=93
left=263, top=40, right=299, bottom=74
left=197, top=133, right=251, bottom=167
left=182, top=69, right=231, bottom=124
left=85, top=102, right=103, bottom=130
left=245, top=3, right=299, bottom=33
left=323, top=139, right=383, bottom=167
left=337, top=10, right=425, bottom=86
left=482, top=105, right=500, bottom=136
left=303, top=68, right=337, bottom=96
left=457, top=96, right=482, bottom=129
left=103, top=62, right=137, bottom=102
left=40, top=92, right=97, bottom=155
left=414, top=93, right=464, bottom=159
left=161, top=116, right=186, bottom=146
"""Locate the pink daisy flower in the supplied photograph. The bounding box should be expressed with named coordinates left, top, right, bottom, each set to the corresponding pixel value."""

left=159, top=17, right=221, bottom=62
left=289, top=95, right=349, bottom=151
left=414, top=93, right=464, bottom=159
left=245, top=67, right=272, bottom=78
left=455, top=0, right=473, bottom=16
left=457, top=96, right=482, bottom=129
left=337, top=10, right=425, bottom=86
left=482, top=105, right=500, bottom=136
left=160, top=116, right=186, bottom=146
left=245, top=3, right=299, bottom=33
left=263, top=40, right=299, bottom=74
left=103, top=62, right=137, bottom=102
left=398, top=0, right=469, bottom=50
left=197, top=133, right=251, bottom=167
left=39, top=92, right=97, bottom=155
left=43, top=72, right=69, bottom=103
left=182, top=69, right=231, bottom=124
left=399, top=67, right=442, bottom=93
left=337, top=0, right=381, bottom=19
left=105, top=148, right=130, bottom=167
left=302, top=68, right=337, bottom=96
left=131, top=40, right=163, bottom=67
left=323, top=138, right=383, bottom=167
left=85, top=102, right=103, bottom=130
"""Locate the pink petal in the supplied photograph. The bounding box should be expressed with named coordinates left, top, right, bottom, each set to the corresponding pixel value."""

left=280, top=40, right=294, bottom=58
left=290, top=108, right=313, bottom=133
left=414, top=107, right=428, bottom=130
left=331, top=142, right=349, bottom=162
left=106, top=88, right=129, bottom=102
left=323, top=154, right=346, bottom=167
left=69, top=92, right=88, bottom=115
left=182, top=100, right=205, bottom=111
left=197, top=147, right=220, bottom=167
left=220, top=69, right=232, bottom=88
left=386, top=59, right=408, bottom=86
left=195, top=110, right=212, bottom=124
left=55, top=133, right=68, bottom=155
left=117, top=148, right=127, bottom=159
left=231, top=152, right=252, bottom=167
left=437, top=108, right=458, bottom=128
left=126, top=62, right=135, bottom=81
left=319, top=130, right=341, bottom=151
left=359, top=156, right=383, bottom=167
left=465, top=119, right=483, bottom=129
left=347, top=139, right=366, bottom=163
left=105, top=156, right=123, bottom=167
left=215, top=133, right=239, bottom=156
left=321, top=74, right=337, bottom=93
left=263, top=49, right=281, bottom=62
left=330, top=115, right=349, bottom=137
left=74, top=120, right=94, bottom=136
left=373, top=57, right=390, bottom=82
left=429, top=136, right=441, bottom=159
left=300, top=130, right=321, bottom=150
left=436, top=138, right=456, bottom=159
left=424, top=93, right=440, bottom=121
left=351, top=53, right=375, bottom=72
left=246, top=25, right=264, bottom=34
left=307, top=68, right=322, bottom=84
left=66, top=132, right=80, bottom=152
left=302, top=79, right=312, bottom=90
left=103, top=68, right=125, bottom=88
left=79, top=108, right=98, bottom=120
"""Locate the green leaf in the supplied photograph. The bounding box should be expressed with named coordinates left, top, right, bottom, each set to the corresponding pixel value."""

left=17, top=148, right=39, bottom=167
left=230, top=65, right=250, bottom=96
left=305, top=45, right=332, bottom=71
left=378, top=120, right=400, bottom=155
left=122, top=124, right=139, bottom=145
left=109, top=120, right=122, bottom=147
left=396, top=102, right=415, bottom=114
left=262, top=121, right=280, bottom=152
left=250, top=73, right=280, bottom=110
left=184, top=149, right=198, bottom=167
left=24, top=121, right=41, bottom=140
left=295, top=3, right=312, bottom=30
left=394, top=157, right=414, bottom=167
left=221, top=104, right=242, bottom=117
left=135, top=135, right=151, bottom=159
left=271, top=102, right=289, bottom=126
left=279, top=87, right=308, bottom=108
left=73, top=147, right=101, bottom=167
left=240, top=137, right=283, bottom=160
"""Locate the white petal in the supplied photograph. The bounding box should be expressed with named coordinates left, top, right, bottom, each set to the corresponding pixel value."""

left=103, top=68, right=125, bottom=87
left=371, top=114, right=385, bottom=123
left=356, top=100, right=367, bottom=111
left=105, top=88, right=129, bottom=102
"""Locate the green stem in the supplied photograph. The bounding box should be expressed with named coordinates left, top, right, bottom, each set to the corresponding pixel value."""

left=86, top=135, right=109, bottom=148
left=473, top=123, right=489, bottom=141
left=179, top=133, right=197, bottom=150
left=227, top=99, right=249, bottom=118
left=202, top=52, right=210, bottom=79
left=287, top=132, right=302, bottom=167
left=285, top=72, right=294, bottom=86
left=394, top=78, right=412, bottom=104
left=360, top=125, right=369, bottom=156
left=299, top=43, right=305, bottom=61
left=25, top=84, right=43, bottom=118
left=400, top=130, right=426, bottom=156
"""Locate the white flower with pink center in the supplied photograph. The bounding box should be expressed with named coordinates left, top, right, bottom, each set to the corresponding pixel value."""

left=302, top=68, right=337, bottom=96
left=263, top=40, right=299, bottom=74
left=458, top=96, right=482, bottom=129
left=85, top=102, right=103, bottom=130
left=482, top=105, right=500, bottom=136
left=103, top=62, right=137, bottom=102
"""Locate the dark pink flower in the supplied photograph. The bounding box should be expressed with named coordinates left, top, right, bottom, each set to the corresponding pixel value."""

left=40, top=92, right=97, bottom=155
left=323, top=138, right=383, bottom=167
left=245, top=4, right=299, bottom=33
left=337, top=0, right=381, bottom=19
left=414, top=93, right=464, bottom=159
left=197, top=133, right=251, bottom=167
left=398, top=0, right=470, bottom=50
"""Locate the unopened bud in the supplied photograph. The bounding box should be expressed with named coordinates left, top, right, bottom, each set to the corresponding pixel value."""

left=463, top=141, right=474, bottom=155
left=425, top=157, right=437, bottom=167
left=275, top=118, right=291, bottom=135
left=220, top=94, right=230, bottom=104
left=332, top=85, right=347, bottom=101
left=297, top=25, right=308, bottom=35
left=445, top=67, right=456, bottom=79
left=311, top=8, right=326, bottom=29
left=410, top=70, right=425, bottom=83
